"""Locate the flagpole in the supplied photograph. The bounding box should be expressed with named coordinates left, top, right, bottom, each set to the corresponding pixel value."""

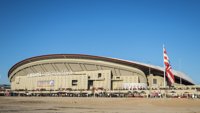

left=163, top=44, right=166, bottom=88
left=179, top=59, right=182, bottom=84
left=0, top=74, right=1, bottom=85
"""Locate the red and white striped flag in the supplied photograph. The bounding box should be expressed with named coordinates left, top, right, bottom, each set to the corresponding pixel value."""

left=163, top=47, right=175, bottom=85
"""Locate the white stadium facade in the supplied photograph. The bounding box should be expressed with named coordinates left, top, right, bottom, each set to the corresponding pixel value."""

left=8, top=54, right=194, bottom=93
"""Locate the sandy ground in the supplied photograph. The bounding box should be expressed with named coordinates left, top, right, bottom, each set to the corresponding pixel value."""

left=0, top=97, right=200, bottom=113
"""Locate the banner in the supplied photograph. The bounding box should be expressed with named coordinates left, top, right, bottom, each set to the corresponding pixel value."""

left=123, top=83, right=147, bottom=90
left=37, top=80, right=54, bottom=87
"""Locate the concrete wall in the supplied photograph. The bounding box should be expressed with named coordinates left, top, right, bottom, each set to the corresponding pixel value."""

left=147, top=74, right=166, bottom=88
left=10, top=58, right=148, bottom=90
left=9, top=59, right=147, bottom=84
left=11, top=70, right=146, bottom=91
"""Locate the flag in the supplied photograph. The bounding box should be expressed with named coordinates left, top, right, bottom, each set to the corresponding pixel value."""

left=163, top=47, right=175, bottom=85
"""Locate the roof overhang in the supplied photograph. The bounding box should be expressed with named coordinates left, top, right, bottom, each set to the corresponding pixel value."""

left=8, top=54, right=195, bottom=85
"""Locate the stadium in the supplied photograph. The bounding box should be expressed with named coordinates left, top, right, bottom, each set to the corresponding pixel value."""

left=8, top=54, right=195, bottom=93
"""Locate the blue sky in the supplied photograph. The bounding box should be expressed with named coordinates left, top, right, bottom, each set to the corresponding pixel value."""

left=0, top=0, right=200, bottom=84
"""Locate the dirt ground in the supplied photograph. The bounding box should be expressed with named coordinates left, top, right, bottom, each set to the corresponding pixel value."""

left=0, top=97, right=200, bottom=113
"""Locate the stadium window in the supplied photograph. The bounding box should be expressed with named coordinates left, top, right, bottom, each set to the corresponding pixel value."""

left=153, top=79, right=157, bottom=84
left=72, top=80, right=78, bottom=86
left=98, top=73, right=102, bottom=78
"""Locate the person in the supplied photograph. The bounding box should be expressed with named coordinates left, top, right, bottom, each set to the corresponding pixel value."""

left=158, top=92, right=161, bottom=98
left=192, top=94, right=195, bottom=99
left=5, top=91, right=10, bottom=96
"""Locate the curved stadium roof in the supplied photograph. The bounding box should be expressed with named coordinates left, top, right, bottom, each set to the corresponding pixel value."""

left=8, top=54, right=194, bottom=85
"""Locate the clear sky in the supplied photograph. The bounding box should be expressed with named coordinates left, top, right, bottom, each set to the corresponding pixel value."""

left=0, top=0, right=200, bottom=84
